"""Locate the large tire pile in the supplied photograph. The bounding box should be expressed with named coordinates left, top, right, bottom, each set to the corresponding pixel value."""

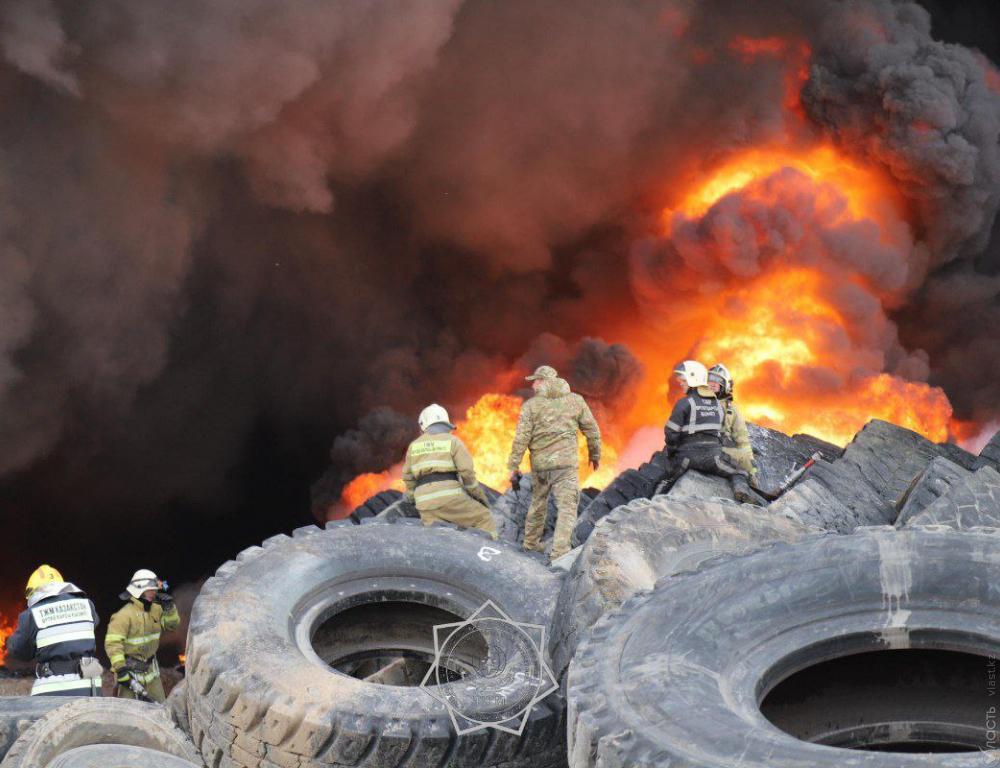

left=4, top=418, right=999, bottom=768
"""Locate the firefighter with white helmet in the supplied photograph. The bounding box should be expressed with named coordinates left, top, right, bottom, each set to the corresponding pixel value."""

left=708, top=363, right=757, bottom=478
left=401, top=404, right=497, bottom=536
left=5, top=565, right=103, bottom=696
left=105, top=569, right=179, bottom=702
left=664, top=360, right=762, bottom=504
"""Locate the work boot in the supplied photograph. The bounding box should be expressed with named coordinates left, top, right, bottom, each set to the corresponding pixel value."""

left=730, top=474, right=766, bottom=506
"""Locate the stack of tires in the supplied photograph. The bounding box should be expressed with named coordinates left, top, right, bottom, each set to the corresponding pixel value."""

left=7, top=419, right=999, bottom=768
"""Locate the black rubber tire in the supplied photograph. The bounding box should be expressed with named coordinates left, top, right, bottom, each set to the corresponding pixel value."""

left=0, top=697, right=68, bottom=762
left=571, top=452, right=671, bottom=547
left=494, top=473, right=591, bottom=548
left=894, top=457, right=971, bottom=527
left=665, top=470, right=734, bottom=502
left=375, top=497, right=419, bottom=521
left=550, top=496, right=810, bottom=680
left=165, top=678, right=190, bottom=735
left=0, top=698, right=200, bottom=768
left=185, top=518, right=566, bottom=768
left=901, top=466, right=1000, bottom=530
left=975, top=429, right=1000, bottom=471
left=46, top=744, right=201, bottom=768
left=748, top=423, right=838, bottom=497
left=348, top=490, right=404, bottom=524
left=568, top=527, right=1000, bottom=767
left=769, top=420, right=952, bottom=532
left=937, top=442, right=979, bottom=471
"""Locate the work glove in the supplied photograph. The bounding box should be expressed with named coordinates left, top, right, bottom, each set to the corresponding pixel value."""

left=510, top=470, right=522, bottom=491
left=155, top=591, right=175, bottom=611
left=590, top=459, right=600, bottom=471
left=116, top=668, right=130, bottom=684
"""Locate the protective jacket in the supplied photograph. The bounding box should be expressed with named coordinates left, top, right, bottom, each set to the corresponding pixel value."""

left=665, top=386, right=725, bottom=452
left=6, top=582, right=101, bottom=696
left=402, top=426, right=489, bottom=510
left=507, top=377, right=601, bottom=472
left=105, top=597, right=180, bottom=687
left=722, top=398, right=755, bottom=473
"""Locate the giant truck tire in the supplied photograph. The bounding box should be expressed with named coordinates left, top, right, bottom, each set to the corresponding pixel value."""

left=771, top=419, right=956, bottom=534
left=0, top=697, right=68, bottom=761
left=348, top=490, right=404, bottom=524
left=46, top=745, right=202, bottom=768
left=185, top=518, right=567, bottom=768
left=0, top=699, right=200, bottom=768
left=550, top=496, right=810, bottom=680
left=568, top=527, right=1000, bottom=768
left=895, top=457, right=971, bottom=527
left=901, top=467, right=1000, bottom=530
left=571, top=451, right=671, bottom=547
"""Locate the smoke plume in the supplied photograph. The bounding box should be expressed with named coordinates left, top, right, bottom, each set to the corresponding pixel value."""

left=0, top=0, right=998, bottom=596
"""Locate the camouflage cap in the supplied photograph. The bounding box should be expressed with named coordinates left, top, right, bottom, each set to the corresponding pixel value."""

left=526, top=365, right=558, bottom=381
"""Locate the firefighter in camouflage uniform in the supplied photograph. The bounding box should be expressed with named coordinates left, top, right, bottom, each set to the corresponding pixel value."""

left=105, top=569, right=179, bottom=703
left=507, top=365, right=602, bottom=561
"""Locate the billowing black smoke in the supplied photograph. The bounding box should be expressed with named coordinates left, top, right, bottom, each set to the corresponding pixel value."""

left=0, top=0, right=997, bottom=605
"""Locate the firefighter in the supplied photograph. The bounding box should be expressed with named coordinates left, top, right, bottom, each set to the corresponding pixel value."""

left=507, top=365, right=602, bottom=561
left=665, top=360, right=763, bottom=505
left=105, top=569, right=179, bottom=703
left=402, top=404, right=497, bottom=536
left=708, top=363, right=757, bottom=478
left=5, top=565, right=103, bottom=696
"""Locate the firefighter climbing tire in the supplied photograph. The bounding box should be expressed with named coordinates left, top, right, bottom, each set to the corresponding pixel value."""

left=0, top=698, right=200, bottom=768
left=549, top=495, right=812, bottom=680
left=184, top=518, right=567, bottom=768
left=567, top=528, right=1000, bottom=767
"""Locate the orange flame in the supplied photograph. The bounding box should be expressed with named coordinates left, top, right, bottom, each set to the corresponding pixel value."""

left=338, top=470, right=405, bottom=513
left=0, top=611, right=17, bottom=666
left=338, top=38, right=967, bottom=509
left=337, top=392, right=620, bottom=511
left=629, top=137, right=952, bottom=447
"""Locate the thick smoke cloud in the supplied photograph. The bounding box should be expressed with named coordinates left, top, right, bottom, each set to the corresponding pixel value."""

left=0, top=0, right=997, bottom=595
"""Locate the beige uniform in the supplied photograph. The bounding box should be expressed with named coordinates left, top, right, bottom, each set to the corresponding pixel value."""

left=722, top=399, right=755, bottom=475
left=402, top=430, right=496, bottom=536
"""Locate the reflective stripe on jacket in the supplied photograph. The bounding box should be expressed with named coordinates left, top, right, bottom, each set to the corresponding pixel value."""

left=104, top=598, right=179, bottom=674
left=665, top=387, right=725, bottom=448
left=6, top=585, right=99, bottom=672
left=31, top=672, right=100, bottom=696
left=402, top=429, right=488, bottom=511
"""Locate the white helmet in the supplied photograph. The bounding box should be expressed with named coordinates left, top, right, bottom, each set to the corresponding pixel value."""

left=418, top=404, right=456, bottom=432
left=126, top=569, right=161, bottom=599
left=673, top=360, right=708, bottom=389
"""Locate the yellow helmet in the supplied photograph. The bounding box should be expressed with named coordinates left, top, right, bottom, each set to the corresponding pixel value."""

left=26, top=565, right=63, bottom=599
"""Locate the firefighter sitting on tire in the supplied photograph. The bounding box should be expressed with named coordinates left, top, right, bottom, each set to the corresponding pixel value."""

left=402, top=404, right=497, bottom=537
left=6, top=565, right=103, bottom=697
left=105, top=569, right=179, bottom=703
left=707, top=363, right=757, bottom=482
left=665, top=360, right=764, bottom=505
